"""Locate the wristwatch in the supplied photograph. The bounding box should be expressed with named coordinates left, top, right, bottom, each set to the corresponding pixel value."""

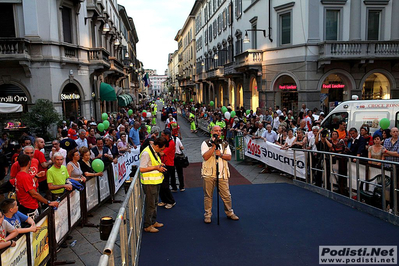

left=47, top=200, right=51, bottom=205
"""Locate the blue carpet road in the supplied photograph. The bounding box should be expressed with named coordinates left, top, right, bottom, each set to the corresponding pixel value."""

left=139, top=183, right=399, bottom=266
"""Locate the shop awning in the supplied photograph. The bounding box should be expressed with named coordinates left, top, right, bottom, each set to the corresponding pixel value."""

left=0, top=103, right=23, bottom=113
left=100, top=82, right=117, bottom=101
left=117, top=94, right=133, bottom=107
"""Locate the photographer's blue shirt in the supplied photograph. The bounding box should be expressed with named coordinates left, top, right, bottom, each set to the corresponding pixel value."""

left=5, top=211, right=28, bottom=228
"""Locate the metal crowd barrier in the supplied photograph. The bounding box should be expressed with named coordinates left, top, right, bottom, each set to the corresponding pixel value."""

left=0, top=150, right=140, bottom=266
left=291, top=149, right=399, bottom=216
left=98, top=168, right=144, bottom=266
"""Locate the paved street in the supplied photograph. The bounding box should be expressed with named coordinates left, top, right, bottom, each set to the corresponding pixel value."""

left=57, top=102, right=292, bottom=265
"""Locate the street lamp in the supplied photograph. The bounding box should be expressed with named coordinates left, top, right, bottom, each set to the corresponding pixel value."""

left=102, top=23, right=110, bottom=33
left=114, top=39, right=120, bottom=46
left=243, top=29, right=266, bottom=43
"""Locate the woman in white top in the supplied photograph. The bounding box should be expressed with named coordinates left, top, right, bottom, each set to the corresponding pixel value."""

left=66, top=149, right=86, bottom=183
left=282, top=129, right=296, bottom=150
left=171, top=136, right=185, bottom=192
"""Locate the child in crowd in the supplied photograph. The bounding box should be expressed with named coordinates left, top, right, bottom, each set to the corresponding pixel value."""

left=1, top=199, right=39, bottom=233
left=0, top=209, right=18, bottom=249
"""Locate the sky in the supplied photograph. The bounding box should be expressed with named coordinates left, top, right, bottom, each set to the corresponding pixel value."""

left=118, top=0, right=195, bottom=75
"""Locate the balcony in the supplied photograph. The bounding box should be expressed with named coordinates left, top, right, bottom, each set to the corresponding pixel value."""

left=234, top=49, right=263, bottom=72
left=206, top=67, right=224, bottom=81
left=86, top=0, right=102, bottom=16
left=224, top=62, right=241, bottom=77
left=0, top=38, right=30, bottom=60
left=109, top=57, right=125, bottom=75
left=88, top=48, right=110, bottom=70
left=319, top=41, right=399, bottom=61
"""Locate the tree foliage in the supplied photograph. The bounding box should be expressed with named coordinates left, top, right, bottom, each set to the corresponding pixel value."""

left=22, top=99, right=60, bottom=140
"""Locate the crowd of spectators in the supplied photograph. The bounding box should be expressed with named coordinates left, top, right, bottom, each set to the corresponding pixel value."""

left=0, top=100, right=159, bottom=250
left=179, top=102, right=398, bottom=207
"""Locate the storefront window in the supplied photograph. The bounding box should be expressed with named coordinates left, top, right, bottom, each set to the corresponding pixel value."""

left=321, top=73, right=347, bottom=113
left=274, top=75, right=298, bottom=114
left=362, top=72, right=390, bottom=100
left=61, top=83, right=81, bottom=120
left=250, top=78, right=259, bottom=111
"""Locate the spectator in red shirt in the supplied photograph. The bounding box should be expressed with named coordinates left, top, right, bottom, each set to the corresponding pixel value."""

left=34, top=138, right=53, bottom=193
left=15, top=154, right=58, bottom=218
left=68, top=123, right=78, bottom=140
left=10, top=146, right=44, bottom=186
left=158, top=130, right=176, bottom=209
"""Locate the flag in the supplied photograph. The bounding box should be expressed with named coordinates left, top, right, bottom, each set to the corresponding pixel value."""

left=142, top=73, right=150, bottom=87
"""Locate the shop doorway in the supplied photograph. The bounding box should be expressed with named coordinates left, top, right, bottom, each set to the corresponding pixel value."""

left=61, top=83, right=81, bottom=120
left=321, top=73, right=350, bottom=113
left=362, top=72, right=391, bottom=100
left=250, top=78, right=259, bottom=111
left=229, top=85, right=235, bottom=110
left=274, top=75, right=298, bottom=114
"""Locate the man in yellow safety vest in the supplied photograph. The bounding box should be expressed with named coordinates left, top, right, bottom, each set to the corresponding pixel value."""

left=139, top=137, right=168, bottom=233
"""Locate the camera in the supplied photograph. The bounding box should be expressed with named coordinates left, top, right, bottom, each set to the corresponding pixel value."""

left=321, top=129, right=328, bottom=138
left=211, top=134, right=223, bottom=145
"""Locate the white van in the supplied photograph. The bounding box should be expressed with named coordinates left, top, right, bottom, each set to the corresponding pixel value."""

left=320, top=100, right=399, bottom=134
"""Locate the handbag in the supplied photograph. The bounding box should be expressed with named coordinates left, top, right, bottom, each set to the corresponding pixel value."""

left=175, top=152, right=189, bottom=168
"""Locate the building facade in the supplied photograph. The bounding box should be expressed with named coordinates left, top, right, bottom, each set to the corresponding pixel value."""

left=0, top=0, right=140, bottom=124
left=172, top=0, right=399, bottom=115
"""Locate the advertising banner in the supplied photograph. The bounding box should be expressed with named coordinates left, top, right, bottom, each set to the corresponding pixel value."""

left=98, top=171, right=110, bottom=202
left=86, top=177, right=99, bottom=212
left=31, top=216, right=49, bottom=266
left=113, top=148, right=140, bottom=193
left=244, top=136, right=306, bottom=178
left=69, top=190, right=81, bottom=227
left=54, top=197, right=69, bottom=243
left=1, top=234, right=28, bottom=266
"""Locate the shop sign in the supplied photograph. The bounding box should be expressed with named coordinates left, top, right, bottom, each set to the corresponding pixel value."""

left=322, top=84, right=345, bottom=89
left=61, top=93, right=81, bottom=100
left=279, top=85, right=297, bottom=90
left=0, top=95, right=28, bottom=103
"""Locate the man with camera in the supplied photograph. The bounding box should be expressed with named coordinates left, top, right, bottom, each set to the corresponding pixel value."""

left=201, top=125, right=239, bottom=224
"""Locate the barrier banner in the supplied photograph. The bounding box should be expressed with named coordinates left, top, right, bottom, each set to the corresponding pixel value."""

left=244, top=136, right=306, bottom=178
left=113, top=148, right=140, bottom=193
left=69, top=190, right=81, bottom=227
left=86, top=177, right=99, bottom=211
left=99, top=171, right=110, bottom=202
left=1, top=234, right=28, bottom=266
left=31, top=216, right=49, bottom=266
left=54, top=197, right=69, bottom=243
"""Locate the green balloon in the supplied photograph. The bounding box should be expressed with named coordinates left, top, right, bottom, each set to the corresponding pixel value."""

left=210, top=101, right=214, bottom=107
left=92, top=159, right=104, bottom=173
left=190, top=98, right=193, bottom=102
left=183, top=101, right=185, bottom=105
left=101, top=113, right=108, bottom=121
left=231, top=111, right=236, bottom=117
left=128, top=109, right=133, bottom=115
left=246, top=110, right=251, bottom=115
left=97, top=123, right=105, bottom=132
left=380, top=118, right=390, bottom=130
left=221, top=106, right=227, bottom=114
left=103, top=120, right=110, bottom=130
left=191, top=107, right=195, bottom=111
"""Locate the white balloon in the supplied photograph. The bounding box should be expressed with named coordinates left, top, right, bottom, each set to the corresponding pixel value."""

left=147, top=112, right=151, bottom=118
left=224, top=112, right=231, bottom=120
